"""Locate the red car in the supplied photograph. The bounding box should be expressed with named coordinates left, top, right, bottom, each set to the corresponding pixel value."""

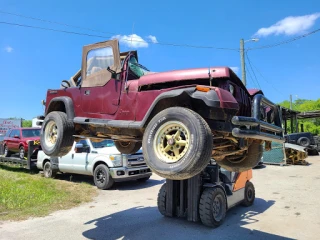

left=3, top=128, right=40, bottom=159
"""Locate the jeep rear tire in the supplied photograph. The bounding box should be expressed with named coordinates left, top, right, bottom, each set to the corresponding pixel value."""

left=40, top=111, right=75, bottom=157
left=142, top=107, right=212, bottom=180
left=115, top=141, right=142, bottom=154
left=216, top=142, right=263, bottom=172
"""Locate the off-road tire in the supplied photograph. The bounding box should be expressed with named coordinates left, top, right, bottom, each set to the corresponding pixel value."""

left=4, top=145, right=10, bottom=157
left=40, top=111, right=74, bottom=157
left=43, top=161, right=57, bottom=178
left=216, top=142, right=263, bottom=172
left=114, top=141, right=142, bottom=154
left=142, top=107, right=213, bottom=180
left=199, top=188, right=227, bottom=227
left=93, top=164, right=114, bottom=190
left=241, top=181, right=255, bottom=207
left=157, top=183, right=171, bottom=217
left=137, top=176, right=150, bottom=182
left=19, top=146, right=25, bottom=159
left=297, top=137, right=311, bottom=147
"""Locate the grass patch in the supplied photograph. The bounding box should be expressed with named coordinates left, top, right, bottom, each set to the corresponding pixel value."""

left=0, top=165, right=97, bottom=221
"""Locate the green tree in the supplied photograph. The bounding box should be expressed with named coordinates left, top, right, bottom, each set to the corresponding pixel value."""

left=22, top=120, right=32, bottom=127
left=279, top=98, right=320, bottom=135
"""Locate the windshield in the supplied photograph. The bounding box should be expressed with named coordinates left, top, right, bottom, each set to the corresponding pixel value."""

left=128, top=56, right=150, bottom=77
left=22, top=129, right=41, bottom=138
left=91, top=139, right=115, bottom=148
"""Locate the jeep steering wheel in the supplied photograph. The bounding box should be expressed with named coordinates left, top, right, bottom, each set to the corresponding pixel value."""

left=61, top=80, right=71, bottom=88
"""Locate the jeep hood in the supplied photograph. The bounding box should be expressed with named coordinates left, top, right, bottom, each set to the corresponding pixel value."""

left=138, top=67, right=233, bottom=87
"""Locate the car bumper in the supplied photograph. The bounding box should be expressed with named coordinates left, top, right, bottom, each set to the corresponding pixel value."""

left=109, top=166, right=152, bottom=182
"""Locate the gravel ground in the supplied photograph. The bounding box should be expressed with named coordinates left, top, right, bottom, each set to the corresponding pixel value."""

left=0, top=155, right=320, bottom=240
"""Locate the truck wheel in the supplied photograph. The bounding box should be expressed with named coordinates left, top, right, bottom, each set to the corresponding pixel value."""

left=19, top=146, right=25, bottom=159
left=157, top=183, right=171, bottom=217
left=43, top=161, right=56, bottom=178
left=40, top=111, right=75, bottom=157
left=216, top=142, right=263, bottom=172
left=115, top=141, right=142, bottom=154
left=143, top=107, right=212, bottom=180
left=297, top=137, right=311, bottom=147
left=241, top=181, right=255, bottom=207
left=4, top=145, right=10, bottom=157
left=93, top=164, right=114, bottom=190
left=199, top=188, right=227, bottom=227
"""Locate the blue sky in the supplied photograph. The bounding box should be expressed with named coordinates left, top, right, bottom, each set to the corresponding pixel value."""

left=0, top=0, right=319, bottom=120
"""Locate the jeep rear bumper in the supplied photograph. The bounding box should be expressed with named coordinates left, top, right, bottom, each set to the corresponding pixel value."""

left=232, top=94, right=284, bottom=143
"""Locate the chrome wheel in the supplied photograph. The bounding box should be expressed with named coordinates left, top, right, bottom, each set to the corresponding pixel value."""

left=44, top=162, right=52, bottom=178
left=153, top=121, right=190, bottom=163
left=212, top=194, right=224, bottom=221
left=4, top=146, right=8, bottom=156
left=19, top=147, right=25, bottom=159
left=45, top=120, right=58, bottom=149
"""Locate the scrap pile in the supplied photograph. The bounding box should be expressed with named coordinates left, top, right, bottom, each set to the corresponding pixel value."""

left=284, top=143, right=309, bottom=165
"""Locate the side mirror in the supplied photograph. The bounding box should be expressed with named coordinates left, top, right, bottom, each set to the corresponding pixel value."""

left=14, top=135, right=20, bottom=139
left=75, top=143, right=84, bottom=153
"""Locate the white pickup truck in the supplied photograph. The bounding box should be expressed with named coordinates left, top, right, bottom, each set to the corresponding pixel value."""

left=37, top=139, right=151, bottom=189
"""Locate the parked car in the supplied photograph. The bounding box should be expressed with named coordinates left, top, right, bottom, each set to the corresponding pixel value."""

left=3, top=128, right=41, bottom=159
left=37, top=138, right=152, bottom=190
left=285, top=132, right=319, bottom=155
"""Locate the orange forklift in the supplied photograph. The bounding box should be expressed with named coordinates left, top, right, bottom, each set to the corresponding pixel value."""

left=157, top=160, right=255, bottom=227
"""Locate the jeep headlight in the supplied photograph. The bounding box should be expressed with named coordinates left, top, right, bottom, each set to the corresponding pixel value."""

left=109, top=155, right=123, bottom=167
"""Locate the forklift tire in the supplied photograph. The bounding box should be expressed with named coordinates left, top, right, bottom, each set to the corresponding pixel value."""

left=216, top=142, right=263, bottom=172
left=241, top=181, right=255, bottom=207
left=199, top=187, right=227, bottom=227
left=157, top=183, right=171, bottom=217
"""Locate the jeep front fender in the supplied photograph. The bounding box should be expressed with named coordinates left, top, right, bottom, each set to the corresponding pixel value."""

left=46, top=97, right=75, bottom=121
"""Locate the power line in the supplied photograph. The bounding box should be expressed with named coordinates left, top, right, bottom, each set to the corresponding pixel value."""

left=246, top=51, right=283, bottom=94
left=245, top=61, right=259, bottom=89
left=0, top=10, right=118, bottom=35
left=245, top=51, right=261, bottom=89
left=248, top=28, right=320, bottom=51
left=0, top=19, right=238, bottom=50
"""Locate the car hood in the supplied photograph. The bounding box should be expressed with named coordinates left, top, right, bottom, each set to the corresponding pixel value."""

left=138, top=67, right=232, bottom=87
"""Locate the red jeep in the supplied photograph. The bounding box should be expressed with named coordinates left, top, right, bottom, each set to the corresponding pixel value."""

left=39, top=39, right=284, bottom=180
left=3, top=128, right=41, bottom=159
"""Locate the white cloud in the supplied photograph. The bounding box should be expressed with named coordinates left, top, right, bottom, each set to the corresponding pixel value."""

left=254, top=13, right=320, bottom=37
left=4, top=46, right=13, bottom=53
left=147, top=35, right=158, bottom=43
left=230, top=67, right=239, bottom=74
left=111, top=34, right=149, bottom=48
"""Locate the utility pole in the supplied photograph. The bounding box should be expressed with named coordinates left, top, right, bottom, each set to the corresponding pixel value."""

left=290, top=94, right=293, bottom=110
left=240, top=39, right=246, bottom=86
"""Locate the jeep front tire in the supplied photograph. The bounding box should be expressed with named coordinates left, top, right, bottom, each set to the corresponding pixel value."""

left=142, top=107, right=213, bottom=180
left=40, top=111, right=75, bottom=157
